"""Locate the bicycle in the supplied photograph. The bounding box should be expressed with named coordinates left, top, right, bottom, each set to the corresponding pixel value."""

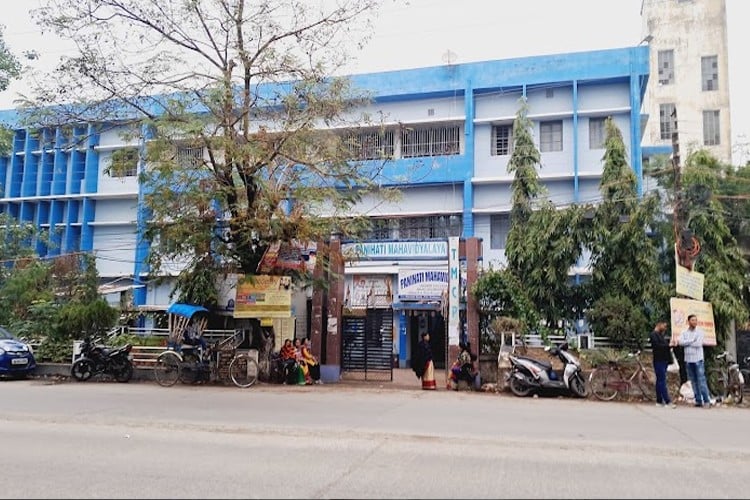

left=153, top=330, right=258, bottom=389
left=707, top=351, right=744, bottom=404
left=588, top=350, right=656, bottom=402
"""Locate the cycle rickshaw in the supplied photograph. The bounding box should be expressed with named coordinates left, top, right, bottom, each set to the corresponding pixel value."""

left=153, top=303, right=259, bottom=388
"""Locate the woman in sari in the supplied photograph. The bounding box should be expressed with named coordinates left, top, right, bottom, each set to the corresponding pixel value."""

left=301, top=337, right=322, bottom=384
left=417, top=331, right=436, bottom=390
left=280, top=339, right=299, bottom=384
left=293, top=338, right=311, bottom=385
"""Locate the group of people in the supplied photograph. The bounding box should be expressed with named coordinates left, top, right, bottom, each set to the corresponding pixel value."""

left=412, top=331, right=477, bottom=391
left=649, top=313, right=713, bottom=408
left=279, top=337, right=322, bottom=385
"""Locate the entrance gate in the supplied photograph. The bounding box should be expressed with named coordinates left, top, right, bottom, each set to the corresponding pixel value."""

left=341, top=309, right=393, bottom=381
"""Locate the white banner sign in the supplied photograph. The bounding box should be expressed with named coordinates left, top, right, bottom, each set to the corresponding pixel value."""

left=397, top=268, right=449, bottom=300
left=345, top=275, right=393, bottom=309
left=676, top=264, right=705, bottom=301
left=448, top=237, right=460, bottom=346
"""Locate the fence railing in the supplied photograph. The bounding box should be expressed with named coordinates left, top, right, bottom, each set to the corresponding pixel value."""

left=497, top=332, right=616, bottom=350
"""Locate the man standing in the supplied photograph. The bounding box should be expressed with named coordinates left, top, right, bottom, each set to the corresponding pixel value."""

left=649, top=321, right=676, bottom=408
left=676, top=314, right=713, bottom=408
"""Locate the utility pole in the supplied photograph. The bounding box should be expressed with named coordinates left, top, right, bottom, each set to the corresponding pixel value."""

left=672, top=108, right=700, bottom=271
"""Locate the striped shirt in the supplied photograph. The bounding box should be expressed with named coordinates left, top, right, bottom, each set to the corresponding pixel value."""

left=679, top=327, right=705, bottom=363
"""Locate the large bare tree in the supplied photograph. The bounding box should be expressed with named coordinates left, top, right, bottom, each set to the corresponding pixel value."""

left=24, top=0, right=397, bottom=304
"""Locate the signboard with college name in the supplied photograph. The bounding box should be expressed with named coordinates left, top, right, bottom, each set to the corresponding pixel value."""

left=397, top=268, right=449, bottom=300
left=341, top=241, right=448, bottom=260
left=233, top=274, right=292, bottom=318
left=669, top=297, right=717, bottom=346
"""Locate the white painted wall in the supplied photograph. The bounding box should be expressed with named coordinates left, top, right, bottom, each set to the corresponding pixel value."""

left=92, top=225, right=137, bottom=277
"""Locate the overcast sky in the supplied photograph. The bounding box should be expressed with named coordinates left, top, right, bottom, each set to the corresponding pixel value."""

left=1, top=0, right=747, bottom=163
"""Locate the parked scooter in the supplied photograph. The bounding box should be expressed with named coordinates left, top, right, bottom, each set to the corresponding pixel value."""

left=71, top=336, right=134, bottom=383
left=506, top=342, right=588, bottom=398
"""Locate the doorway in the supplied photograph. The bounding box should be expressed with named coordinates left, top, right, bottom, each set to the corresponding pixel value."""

left=408, top=311, right=446, bottom=369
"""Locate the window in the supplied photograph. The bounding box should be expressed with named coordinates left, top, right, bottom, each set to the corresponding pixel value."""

left=366, top=218, right=392, bottom=241
left=701, top=56, right=718, bottom=91
left=490, top=214, right=510, bottom=250
left=401, top=124, right=460, bottom=158
left=659, top=103, right=676, bottom=140
left=658, top=50, right=674, bottom=85
left=540, top=121, right=563, bottom=152
left=108, top=147, right=138, bottom=177
left=491, top=125, right=513, bottom=156
left=703, top=110, right=720, bottom=146
left=589, top=118, right=606, bottom=149
left=397, top=215, right=462, bottom=239
left=177, top=145, right=204, bottom=169
left=345, top=129, right=395, bottom=160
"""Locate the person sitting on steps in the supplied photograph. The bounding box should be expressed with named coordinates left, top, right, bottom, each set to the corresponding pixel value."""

left=279, top=338, right=299, bottom=385
left=448, top=341, right=478, bottom=390
left=301, top=337, right=322, bottom=384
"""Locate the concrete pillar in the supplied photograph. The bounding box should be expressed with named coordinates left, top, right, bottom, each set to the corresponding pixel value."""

left=325, top=237, right=344, bottom=368
left=310, top=240, right=326, bottom=361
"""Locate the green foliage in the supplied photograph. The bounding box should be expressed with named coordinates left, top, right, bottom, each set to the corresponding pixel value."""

left=170, top=254, right=221, bottom=307
left=588, top=118, right=668, bottom=325
left=105, top=147, right=138, bottom=178
left=56, top=299, right=118, bottom=340
left=0, top=25, right=20, bottom=93
left=679, top=151, right=749, bottom=340
left=472, top=268, right=538, bottom=354
left=506, top=98, right=544, bottom=264
left=34, top=337, right=74, bottom=363
left=26, top=0, right=389, bottom=301
left=586, top=294, right=649, bottom=350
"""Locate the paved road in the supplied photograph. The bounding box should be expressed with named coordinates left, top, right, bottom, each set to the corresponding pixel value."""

left=2, top=378, right=749, bottom=499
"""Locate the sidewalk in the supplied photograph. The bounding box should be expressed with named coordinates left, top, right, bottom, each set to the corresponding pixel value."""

left=30, top=363, right=471, bottom=392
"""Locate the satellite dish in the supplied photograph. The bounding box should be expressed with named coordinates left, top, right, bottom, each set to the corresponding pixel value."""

left=441, top=49, right=457, bottom=65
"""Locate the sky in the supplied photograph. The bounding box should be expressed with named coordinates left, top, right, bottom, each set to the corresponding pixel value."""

left=0, top=0, right=747, bottom=163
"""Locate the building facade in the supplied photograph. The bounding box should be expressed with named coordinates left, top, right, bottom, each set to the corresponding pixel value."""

left=0, top=46, right=650, bottom=369
left=640, top=0, right=732, bottom=163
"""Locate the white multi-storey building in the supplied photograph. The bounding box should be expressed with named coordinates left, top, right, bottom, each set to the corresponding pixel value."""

left=641, top=0, right=732, bottom=163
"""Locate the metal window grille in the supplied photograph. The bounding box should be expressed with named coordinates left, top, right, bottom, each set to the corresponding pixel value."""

left=396, top=215, right=462, bottom=239
left=401, top=125, right=460, bottom=158
left=490, top=214, right=510, bottom=250
left=701, top=56, right=718, bottom=91
left=540, top=121, right=562, bottom=152
left=659, top=104, right=676, bottom=140
left=491, top=125, right=513, bottom=156
left=589, top=118, right=606, bottom=149
left=658, top=50, right=674, bottom=85
left=177, top=146, right=204, bottom=169
left=367, top=218, right=392, bottom=240
left=345, top=130, right=395, bottom=160
left=703, top=110, right=720, bottom=146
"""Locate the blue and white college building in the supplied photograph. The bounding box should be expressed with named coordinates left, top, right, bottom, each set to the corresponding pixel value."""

left=0, top=45, right=651, bottom=367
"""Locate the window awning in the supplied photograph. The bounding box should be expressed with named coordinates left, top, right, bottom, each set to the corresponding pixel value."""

left=98, top=283, right=145, bottom=295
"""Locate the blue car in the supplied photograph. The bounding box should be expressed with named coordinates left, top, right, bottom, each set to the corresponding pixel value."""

left=0, top=327, right=37, bottom=378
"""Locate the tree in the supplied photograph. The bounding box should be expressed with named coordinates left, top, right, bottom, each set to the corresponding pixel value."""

left=26, top=0, right=394, bottom=305
left=678, top=150, right=749, bottom=343
left=0, top=25, right=21, bottom=155
left=0, top=25, right=20, bottom=94
left=587, top=118, right=669, bottom=347
left=505, top=97, right=543, bottom=273
left=504, top=98, right=586, bottom=330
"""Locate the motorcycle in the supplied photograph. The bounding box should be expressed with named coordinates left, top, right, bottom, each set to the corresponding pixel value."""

left=506, top=342, right=588, bottom=398
left=71, top=336, right=134, bottom=383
